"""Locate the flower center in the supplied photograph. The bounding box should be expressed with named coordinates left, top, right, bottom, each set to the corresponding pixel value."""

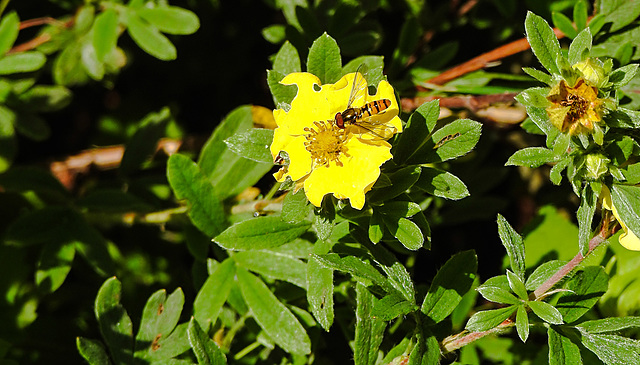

left=562, top=92, right=589, bottom=123
left=304, top=121, right=348, bottom=166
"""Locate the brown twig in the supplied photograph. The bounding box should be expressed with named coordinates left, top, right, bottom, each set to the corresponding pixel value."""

left=19, top=17, right=63, bottom=30
left=8, top=17, right=74, bottom=54
left=423, top=28, right=565, bottom=87
left=49, top=139, right=182, bottom=190
left=401, top=92, right=519, bottom=112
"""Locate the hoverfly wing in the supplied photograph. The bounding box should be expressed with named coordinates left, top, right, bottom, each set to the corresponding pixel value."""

left=345, top=64, right=369, bottom=109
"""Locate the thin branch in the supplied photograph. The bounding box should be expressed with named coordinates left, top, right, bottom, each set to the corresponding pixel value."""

left=19, top=17, right=63, bottom=30
left=532, top=227, right=609, bottom=299
left=423, top=28, right=565, bottom=87
left=442, top=319, right=513, bottom=353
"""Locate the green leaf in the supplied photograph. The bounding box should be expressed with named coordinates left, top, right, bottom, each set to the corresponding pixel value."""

left=234, top=250, right=307, bottom=288
left=214, top=215, right=311, bottom=251
left=127, top=13, right=176, bottom=61
left=306, top=255, right=334, bottom=331
left=507, top=270, right=528, bottom=300
left=528, top=300, right=563, bottom=324
left=506, top=147, right=557, bottom=168
left=0, top=166, right=69, bottom=198
left=393, top=99, right=440, bottom=164
left=372, top=294, right=416, bottom=321
left=5, top=206, right=75, bottom=247
left=465, top=305, right=517, bottom=332
left=576, top=317, right=640, bottom=333
left=573, top=0, right=588, bottom=31
left=306, top=33, right=342, bottom=84
left=548, top=326, right=582, bottom=365
left=167, top=153, right=226, bottom=237
left=223, top=128, right=274, bottom=164
left=354, top=283, right=386, bottom=365
left=77, top=189, right=152, bottom=213
left=416, top=166, right=469, bottom=200
left=137, top=6, right=200, bottom=35
left=555, top=266, right=608, bottom=323
left=610, top=64, right=639, bottom=88
left=13, top=111, right=50, bottom=141
left=416, top=118, right=482, bottom=164
left=368, top=212, right=383, bottom=244
left=600, top=0, right=640, bottom=32
left=353, top=242, right=416, bottom=305
left=36, top=241, right=75, bottom=294
left=525, top=12, right=561, bottom=75
left=476, top=285, right=519, bottom=305
left=0, top=105, right=16, bottom=172
left=525, top=260, right=565, bottom=291
left=53, top=42, right=88, bottom=86
left=193, top=258, right=235, bottom=329
left=120, top=107, right=172, bottom=175
left=187, top=318, right=226, bottom=365
left=496, top=214, right=526, bottom=281
left=610, top=184, right=640, bottom=241
left=71, top=214, right=116, bottom=276
left=381, top=216, right=423, bottom=251
left=95, top=277, right=133, bottom=365
left=368, top=166, right=421, bottom=203
left=0, top=51, right=46, bottom=74
left=313, top=199, right=335, bottom=241
left=516, top=305, right=530, bottom=342
left=273, top=41, right=301, bottom=75
left=0, top=12, right=19, bottom=55
left=134, top=288, right=184, bottom=361
left=19, top=85, right=72, bottom=112
left=522, top=67, right=552, bottom=85
left=81, top=39, right=105, bottom=80
left=312, top=254, right=397, bottom=295
left=198, top=106, right=273, bottom=199
left=568, top=27, right=592, bottom=65
left=262, top=24, right=285, bottom=44
left=577, top=330, right=640, bottom=365
left=267, top=69, right=297, bottom=110
left=552, top=11, right=577, bottom=38
left=76, top=337, right=110, bottom=365
left=422, top=250, right=477, bottom=323
left=93, top=9, right=118, bottom=62
left=236, top=267, right=311, bottom=354
left=577, top=183, right=598, bottom=255
left=281, top=189, right=311, bottom=224
left=343, top=55, right=385, bottom=87
left=75, top=5, right=94, bottom=33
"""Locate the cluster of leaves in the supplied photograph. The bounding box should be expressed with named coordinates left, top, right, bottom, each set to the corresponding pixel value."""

left=0, top=0, right=198, bottom=173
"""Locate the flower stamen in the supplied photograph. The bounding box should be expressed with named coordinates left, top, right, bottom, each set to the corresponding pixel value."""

left=304, top=121, right=348, bottom=167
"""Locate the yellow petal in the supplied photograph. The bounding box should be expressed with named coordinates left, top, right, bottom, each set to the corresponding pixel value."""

left=601, top=186, right=640, bottom=251
left=303, top=137, right=392, bottom=209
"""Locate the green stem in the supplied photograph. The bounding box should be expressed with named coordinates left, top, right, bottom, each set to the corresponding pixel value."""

left=264, top=181, right=282, bottom=200
left=234, top=341, right=261, bottom=360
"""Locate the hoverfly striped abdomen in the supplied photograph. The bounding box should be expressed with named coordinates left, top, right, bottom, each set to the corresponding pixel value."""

left=360, top=99, right=391, bottom=118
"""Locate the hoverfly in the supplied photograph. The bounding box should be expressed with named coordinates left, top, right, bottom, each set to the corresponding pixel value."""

left=333, top=65, right=396, bottom=139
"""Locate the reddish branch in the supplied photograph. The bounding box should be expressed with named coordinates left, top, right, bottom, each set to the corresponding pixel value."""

left=423, top=28, right=565, bottom=87
left=8, top=17, right=73, bottom=54
left=50, top=139, right=182, bottom=190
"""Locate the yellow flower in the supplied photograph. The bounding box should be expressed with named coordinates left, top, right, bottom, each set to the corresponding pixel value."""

left=601, top=186, right=640, bottom=250
left=270, top=71, right=402, bottom=209
left=546, top=78, right=604, bottom=135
